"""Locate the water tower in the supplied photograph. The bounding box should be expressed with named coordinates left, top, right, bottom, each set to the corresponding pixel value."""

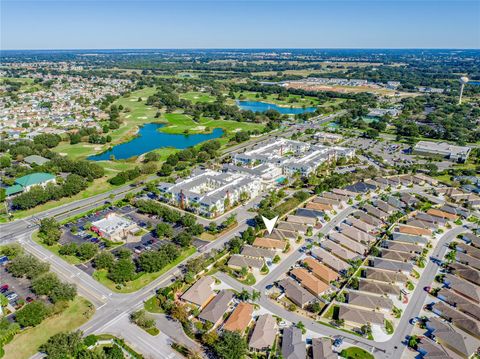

left=459, top=76, right=469, bottom=104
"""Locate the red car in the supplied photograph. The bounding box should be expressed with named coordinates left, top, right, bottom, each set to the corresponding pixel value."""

left=0, top=284, right=8, bottom=293
left=26, top=297, right=34, bottom=303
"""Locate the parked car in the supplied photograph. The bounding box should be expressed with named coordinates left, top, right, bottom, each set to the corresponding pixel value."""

left=6, top=292, right=18, bottom=301
left=0, top=284, right=9, bottom=293
left=26, top=296, right=34, bottom=303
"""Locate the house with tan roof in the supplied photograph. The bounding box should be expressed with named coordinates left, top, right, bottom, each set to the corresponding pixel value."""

left=312, top=337, right=337, bottom=359
left=398, top=225, right=432, bottom=237
left=180, top=276, right=215, bottom=309
left=363, top=204, right=389, bottom=220
left=358, top=278, right=401, bottom=296
left=249, top=314, right=277, bottom=352
left=322, top=240, right=361, bottom=262
left=306, top=202, right=334, bottom=212
left=428, top=208, right=459, bottom=221
left=328, top=231, right=367, bottom=255
left=406, top=218, right=436, bottom=230
left=373, top=199, right=397, bottom=214
left=344, top=217, right=375, bottom=234
left=277, top=278, right=316, bottom=308
left=417, top=337, right=457, bottom=359
left=457, top=252, right=480, bottom=271
left=463, top=233, right=480, bottom=248
left=437, top=288, right=480, bottom=322
left=337, top=304, right=385, bottom=327
left=346, top=290, right=393, bottom=311
left=450, top=262, right=480, bottom=286
left=381, top=240, right=422, bottom=254
left=310, top=247, right=350, bottom=273
left=222, top=302, right=254, bottom=333
left=444, top=274, right=480, bottom=303
left=362, top=267, right=408, bottom=284
left=228, top=254, right=264, bottom=270
left=277, top=221, right=308, bottom=233
left=338, top=223, right=376, bottom=244
left=391, top=232, right=428, bottom=246
left=266, top=228, right=297, bottom=240
left=303, top=256, right=339, bottom=284
left=380, top=248, right=416, bottom=262
left=369, top=257, right=413, bottom=274
left=426, top=317, right=480, bottom=358
left=353, top=211, right=383, bottom=227
left=457, top=243, right=480, bottom=260
left=287, top=215, right=316, bottom=226
left=253, top=237, right=287, bottom=251
left=241, top=245, right=276, bottom=260
left=290, top=268, right=330, bottom=297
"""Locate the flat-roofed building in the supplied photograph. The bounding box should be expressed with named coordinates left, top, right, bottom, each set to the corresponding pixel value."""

left=91, top=213, right=139, bottom=242
left=413, top=141, right=471, bottom=163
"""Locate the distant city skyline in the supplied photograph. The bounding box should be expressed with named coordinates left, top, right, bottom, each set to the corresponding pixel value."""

left=1, top=0, right=479, bottom=50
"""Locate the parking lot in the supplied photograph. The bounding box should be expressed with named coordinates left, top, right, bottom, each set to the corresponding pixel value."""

left=345, top=137, right=455, bottom=170
left=0, top=262, right=37, bottom=313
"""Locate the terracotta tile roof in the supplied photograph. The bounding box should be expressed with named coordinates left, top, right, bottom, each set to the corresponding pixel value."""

left=223, top=302, right=253, bottom=332
left=290, top=268, right=329, bottom=296
left=303, top=256, right=339, bottom=283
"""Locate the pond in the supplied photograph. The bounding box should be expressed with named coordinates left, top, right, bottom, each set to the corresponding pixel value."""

left=88, top=123, right=224, bottom=161
left=236, top=100, right=317, bottom=115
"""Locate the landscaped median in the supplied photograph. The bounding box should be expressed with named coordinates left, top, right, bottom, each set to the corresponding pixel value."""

left=92, top=246, right=196, bottom=293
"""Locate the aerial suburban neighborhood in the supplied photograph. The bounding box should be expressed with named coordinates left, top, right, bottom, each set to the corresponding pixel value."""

left=0, top=1, right=479, bottom=359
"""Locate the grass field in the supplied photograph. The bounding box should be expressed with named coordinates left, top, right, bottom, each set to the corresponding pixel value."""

left=93, top=247, right=196, bottom=293
left=340, top=347, right=374, bottom=359
left=3, top=297, right=94, bottom=359
left=179, top=91, right=216, bottom=103
left=230, top=91, right=346, bottom=109
left=159, top=113, right=265, bottom=135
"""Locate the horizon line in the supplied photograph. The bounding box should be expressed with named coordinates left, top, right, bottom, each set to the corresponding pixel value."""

left=2, top=47, right=480, bottom=52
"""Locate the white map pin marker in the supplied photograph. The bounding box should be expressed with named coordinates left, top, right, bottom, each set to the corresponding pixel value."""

left=262, top=215, right=279, bottom=235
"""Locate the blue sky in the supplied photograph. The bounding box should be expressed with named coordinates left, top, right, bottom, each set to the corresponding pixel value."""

left=2, top=0, right=479, bottom=49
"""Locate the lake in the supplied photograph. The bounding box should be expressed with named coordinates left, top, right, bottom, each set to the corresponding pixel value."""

left=237, top=100, right=317, bottom=115
left=88, top=123, right=224, bottom=161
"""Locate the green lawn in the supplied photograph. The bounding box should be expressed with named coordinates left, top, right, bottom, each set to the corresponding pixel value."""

left=93, top=247, right=196, bottom=293
left=340, top=347, right=374, bottom=359
left=229, top=91, right=346, bottom=109
left=159, top=113, right=265, bottom=135
left=179, top=91, right=216, bottom=104
left=3, top=297, right=94, bottom=359
left=144, top=296, right=165, bottom=313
